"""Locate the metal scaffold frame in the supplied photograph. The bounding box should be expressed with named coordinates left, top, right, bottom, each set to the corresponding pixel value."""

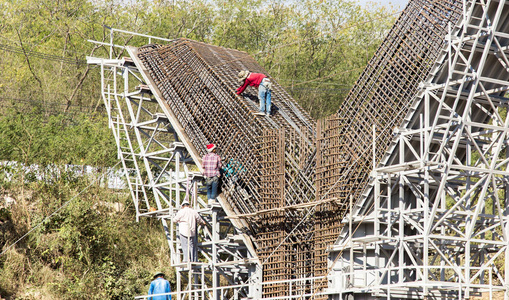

left=129, top=37, right=319, bottom=298
left=83, top=1, right=509, bottom=298
left=329, top=1, right=509, bottom=299
left=87, top=28, right=262, bottom=300
left=86, top=26, right=329, bottom=299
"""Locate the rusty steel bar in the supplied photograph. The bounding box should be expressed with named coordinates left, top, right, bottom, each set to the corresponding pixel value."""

left=132, top=1, right=467, bottom=297
left=314, top=2, right=464, bottom=287
left=137, top=39, right=317, bottom=297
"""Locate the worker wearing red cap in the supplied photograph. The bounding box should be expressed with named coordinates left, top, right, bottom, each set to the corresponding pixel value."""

left=202, top=144, right=222, bottom=204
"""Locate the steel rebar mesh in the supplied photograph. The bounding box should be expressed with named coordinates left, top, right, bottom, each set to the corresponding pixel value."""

left=313, top=0, right=464, bottom=288
left=132, top=1, right=466, bottom=294
left=137, top=39, right=317, bottom=297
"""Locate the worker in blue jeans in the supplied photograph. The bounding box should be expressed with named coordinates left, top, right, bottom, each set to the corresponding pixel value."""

left=237, top=70, right=272, bottom=116
left=148, top=272, right=171, bottom=300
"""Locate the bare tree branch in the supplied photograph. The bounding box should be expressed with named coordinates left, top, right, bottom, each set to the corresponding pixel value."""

left=15, top=27, right=42, bottom=89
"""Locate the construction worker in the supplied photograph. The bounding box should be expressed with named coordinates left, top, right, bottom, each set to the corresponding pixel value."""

left=148, top=272, right=171, bottom=300
left=202, top=143, right=222, bottom=204
left=173, top=201, right=206, bottom=262
left=237, top=70, right=272, bottom=116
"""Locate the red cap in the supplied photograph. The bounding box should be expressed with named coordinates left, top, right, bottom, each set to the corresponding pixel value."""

left=206, top=144, right=216, bottom=152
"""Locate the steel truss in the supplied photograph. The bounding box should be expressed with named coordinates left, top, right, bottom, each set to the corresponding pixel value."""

left=87, top=28, right=262, bottom=300
left=330, top=1, right=509, bottom=299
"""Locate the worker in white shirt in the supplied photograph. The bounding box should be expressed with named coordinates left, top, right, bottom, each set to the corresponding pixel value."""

left=173, top=201, right=206, bottom=262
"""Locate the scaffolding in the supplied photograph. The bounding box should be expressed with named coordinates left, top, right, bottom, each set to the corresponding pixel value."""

left=87, top=32, right=262, bottom=299
left=86, top=0, right=509, bottom=298
left=329, top=0, right=509, bottom=299
left=87, top=29, right=323, bottom=299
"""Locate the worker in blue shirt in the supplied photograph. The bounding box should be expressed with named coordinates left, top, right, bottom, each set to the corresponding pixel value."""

left=148, top=272, right=171, bottom=300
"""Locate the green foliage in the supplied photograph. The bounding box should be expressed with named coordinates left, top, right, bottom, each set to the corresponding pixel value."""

left=0, top=0, right=397, bottom=119
left=0, top=174, right=174, bottom=299
left=0, top=110, right=116, bottom=167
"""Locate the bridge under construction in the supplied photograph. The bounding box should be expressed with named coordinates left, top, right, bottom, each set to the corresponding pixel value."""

left=87, top=0, right=509, bottom=299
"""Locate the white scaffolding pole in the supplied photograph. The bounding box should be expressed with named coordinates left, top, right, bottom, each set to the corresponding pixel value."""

left=330, top=0, right=509, bottom=299
left=87, top=28, right=262, bottom=300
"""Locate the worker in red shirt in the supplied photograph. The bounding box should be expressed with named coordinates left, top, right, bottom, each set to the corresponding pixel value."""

left=237, top=70, right=272, bottom=116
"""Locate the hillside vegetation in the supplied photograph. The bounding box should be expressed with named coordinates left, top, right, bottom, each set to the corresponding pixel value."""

left=0, top=0, right=397, bottom=298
